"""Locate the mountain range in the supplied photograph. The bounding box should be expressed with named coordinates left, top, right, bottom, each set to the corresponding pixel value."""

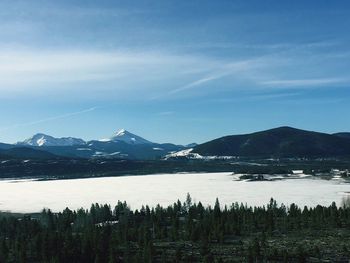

left=1, top=127, right=350, bottom=160
left=17, top=133, right=86, bottom=147
left=0, top=129, right=189, bottom=160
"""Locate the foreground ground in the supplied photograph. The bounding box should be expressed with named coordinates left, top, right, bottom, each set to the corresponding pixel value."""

left=1, top=196, right=350, bottom=262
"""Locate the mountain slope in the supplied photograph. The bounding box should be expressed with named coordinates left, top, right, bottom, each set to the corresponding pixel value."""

left=333, top=132, right=350, bottom=140
left=0, top=147, right=60, bottom=159
left=0, top=142, right=14, bottom=150
left=80, top=140, right=185, bottom=159
left=192, top=126, right=350, bottom=158
left=17, top=133, right=86, bottom=147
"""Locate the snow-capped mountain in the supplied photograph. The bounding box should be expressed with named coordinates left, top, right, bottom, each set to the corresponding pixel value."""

left=100, top=129, right=153, bottom=145
left=17, top=133, right=86, bottom=147
left=4, top=126, right=350, bottom=160
left=11, top=129, right=191, bottom=159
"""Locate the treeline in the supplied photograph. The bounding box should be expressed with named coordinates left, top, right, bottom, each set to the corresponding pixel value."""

left=1, top=157, right=349, bottom=180
left=0, top=159, right=236, bottom=179
left=1, top=196, right=350, bottom=262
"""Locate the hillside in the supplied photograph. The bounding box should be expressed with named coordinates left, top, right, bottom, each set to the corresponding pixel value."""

left=0, top=147, right=60, bottom=159
left=0, top=142, right=14, bottom=150
left=193, top=126, right=350, bottom=158
left=333, top=132, right=350, bottom=140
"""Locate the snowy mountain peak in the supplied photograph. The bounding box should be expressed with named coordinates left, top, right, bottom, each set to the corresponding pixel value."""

left=100, top=129, right=153, bottom=145
left=115, top=129, right=127, bottom=136
left=17, top=133, right=86, bottom=147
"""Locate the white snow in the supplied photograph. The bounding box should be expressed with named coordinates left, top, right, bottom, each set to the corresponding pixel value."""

left=165, top=149, right=240, bottom=160
left=76, top=148, right=92, bottom=151
left=17, top=133, right=86, bottom=147
left=108, top=152, right=121, bottom=156
left=153, top=147, right=164, bottom=151
left=37, top=137, right=47, bottom=146
left=95, top=220, right=119, bottom=227
left=0, top=173, right=348, bottom=213
left=98, top=138, right=111, bottom=142
left=115, top=129, right=126, bottom=136
left=165, top=148, right=203, bottom=159
left=106, top=129, right=153, bottom=145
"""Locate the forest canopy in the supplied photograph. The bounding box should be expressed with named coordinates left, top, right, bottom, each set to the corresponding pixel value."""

left=1, top=195, right=350, bottom=262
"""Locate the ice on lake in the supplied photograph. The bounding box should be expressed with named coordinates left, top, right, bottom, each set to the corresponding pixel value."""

left=0, top=172, right=349, bottom=213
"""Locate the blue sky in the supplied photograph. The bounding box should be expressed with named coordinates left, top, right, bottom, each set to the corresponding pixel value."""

left=0, top=0, right=350, bottom=144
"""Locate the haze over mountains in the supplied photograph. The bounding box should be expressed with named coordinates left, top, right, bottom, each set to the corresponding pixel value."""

left=1, top=127, right=350, bottom=160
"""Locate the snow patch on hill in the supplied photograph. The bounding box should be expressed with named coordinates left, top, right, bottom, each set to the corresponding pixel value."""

left=165, top=148, right=239, bottom=160
left=165, top=148, right=203, bottom=159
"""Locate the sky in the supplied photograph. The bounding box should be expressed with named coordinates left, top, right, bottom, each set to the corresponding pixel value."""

left=0, top=0, right=350, bottom=144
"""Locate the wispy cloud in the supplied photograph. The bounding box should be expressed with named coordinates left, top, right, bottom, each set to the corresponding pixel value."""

left=261, top=78, right=348, bottom=88
left=275, top=97, right=346, bottom=105
left=249, top=92, right=301, bottom=101
left=201, top=91, right=301, bottom=104
left=0, top=49, right=218, bottom=94
left=156, top=111, right=174, bottom=116
left=176, top=40, right=339, bottom=51
left=0, top=107, right=98, bottom=133
left=169, top=72, right=229, bottom=95
left=166, top=59, right=261, bottom=96
left=0, top=43, right=348, bottom=101
left=162, top=41, right=339, bottom=97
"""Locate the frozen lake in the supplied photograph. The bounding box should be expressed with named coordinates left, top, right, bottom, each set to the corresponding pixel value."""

left=0, top=172, right=349, bottom=213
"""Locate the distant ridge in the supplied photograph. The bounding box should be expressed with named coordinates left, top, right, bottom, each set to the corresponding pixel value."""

left=192, top=126, right=350, bottom=158
left=0, top=142, right=14, bottom=150
left=9, top=129, right=187, bottom=160
left=0, top=147, right=59, bottom=159
left=17, top=133, right=86, bottom=147
left=2, top=127, right=350, bottom=160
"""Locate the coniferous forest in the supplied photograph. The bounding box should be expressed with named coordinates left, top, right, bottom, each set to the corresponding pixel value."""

left=1, top=196, right=350, bottom=262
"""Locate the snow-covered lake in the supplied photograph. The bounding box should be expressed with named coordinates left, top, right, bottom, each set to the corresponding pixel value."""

left=0, top=172, right=349, bottom=213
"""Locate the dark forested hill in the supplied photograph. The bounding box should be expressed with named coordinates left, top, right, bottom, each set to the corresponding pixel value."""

left=0, top=147, right=59, bottom=159
left=0, top=143, right=14, bottom=150
left=193, top=126, right=350, bottom=158
left=333, top=132, right=350, bottom=140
